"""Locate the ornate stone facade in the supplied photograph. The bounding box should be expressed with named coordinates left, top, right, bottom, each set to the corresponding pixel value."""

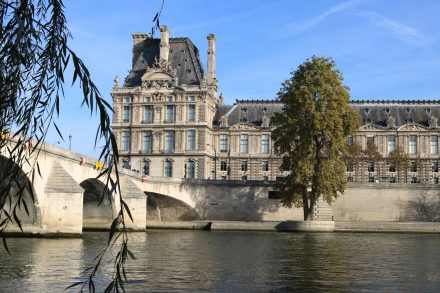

left=112, top=27, right=440, bottom=184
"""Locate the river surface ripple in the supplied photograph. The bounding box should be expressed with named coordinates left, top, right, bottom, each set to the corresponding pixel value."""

left=0, top=231, right=439, bottom=292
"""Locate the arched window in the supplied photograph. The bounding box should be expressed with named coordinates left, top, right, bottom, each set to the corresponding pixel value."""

left=143, top=160, right=150, bottom=175
left=187, top=160, right=196, bottom=179
left=164, top=160, right=173, bottom=177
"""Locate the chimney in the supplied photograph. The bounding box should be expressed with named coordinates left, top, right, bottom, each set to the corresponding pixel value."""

left=207, top=34, right=216, bottom=85
left=160, top=25, right=170, bottom=62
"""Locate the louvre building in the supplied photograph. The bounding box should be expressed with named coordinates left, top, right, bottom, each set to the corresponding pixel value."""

left=112, top=26, right=440, bottom=184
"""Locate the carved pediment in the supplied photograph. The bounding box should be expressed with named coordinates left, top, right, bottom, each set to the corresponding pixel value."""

left=397, top=123, right=428, bottom=132
left=141, top=57, right=178, bottom=90
left=229, top=123, right=258, bottom=131
left=358, top=123, right=386, bottom=131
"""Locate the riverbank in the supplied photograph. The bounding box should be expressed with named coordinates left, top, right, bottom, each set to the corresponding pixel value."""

left=146, top=220, right=440, bottom=233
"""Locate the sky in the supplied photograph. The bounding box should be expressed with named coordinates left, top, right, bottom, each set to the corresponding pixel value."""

left=48, top=0, right=440, bottom=157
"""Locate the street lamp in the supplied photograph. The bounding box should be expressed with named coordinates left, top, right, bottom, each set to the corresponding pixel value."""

left=68, top=134, right=72, bottom=151
left=207, top=143, right=217, bottom=180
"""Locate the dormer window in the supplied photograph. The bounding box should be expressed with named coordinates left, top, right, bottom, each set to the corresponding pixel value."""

left=167, top=95, right=173, bottom=102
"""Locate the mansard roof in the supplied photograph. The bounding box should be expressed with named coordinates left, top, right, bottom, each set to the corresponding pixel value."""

left=350, top=99, right=440, bottom=127
left=213, top=99, right=440, bottom=128
left=213, top=99, right=283, bottom=127
left=124, top=37, right=205, bottom=87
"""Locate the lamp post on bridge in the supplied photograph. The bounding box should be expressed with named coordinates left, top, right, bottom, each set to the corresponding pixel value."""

left=207, top=143, right=217, bottom=180
left=68, top=134, right=72, bottom=151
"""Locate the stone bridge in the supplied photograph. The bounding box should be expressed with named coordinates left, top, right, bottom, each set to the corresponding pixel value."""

left=0, top=139, right=300, bottom=236
left=2, top=139, right=440, bottom=236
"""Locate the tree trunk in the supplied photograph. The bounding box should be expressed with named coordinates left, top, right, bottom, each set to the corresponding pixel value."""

left=303, top=192, right=316, bottom=221
left=302, top=191, right=309, bottom=221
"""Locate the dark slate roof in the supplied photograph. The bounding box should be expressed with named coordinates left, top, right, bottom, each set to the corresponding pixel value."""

left=214, top=99, right=284, bottom=127
left=213, top=104, right=233, bottom=125
left=350, top=100, right=440, bottom=127
left=214, top=99, right=440, bottom=128
left=124, top=37, right=205, bottom=87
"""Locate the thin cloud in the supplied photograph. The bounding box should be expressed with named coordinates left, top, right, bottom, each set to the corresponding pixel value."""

left=279, top=0, right=361, bottom=37
left=358, top=11, right=431, bottom=46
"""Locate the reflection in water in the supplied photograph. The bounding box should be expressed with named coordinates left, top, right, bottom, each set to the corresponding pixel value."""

left=0, top=232, right=439, bottom=292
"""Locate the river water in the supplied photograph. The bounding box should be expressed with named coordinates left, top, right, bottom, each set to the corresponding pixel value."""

left=0, top=231, right=439, bottom=292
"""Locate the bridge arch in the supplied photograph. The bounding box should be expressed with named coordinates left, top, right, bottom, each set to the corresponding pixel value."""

left=0, top=155, right=41, bottom=230
left=146, top=192, right=200, bottom=221
left=80, top=178, right=114, bottom=230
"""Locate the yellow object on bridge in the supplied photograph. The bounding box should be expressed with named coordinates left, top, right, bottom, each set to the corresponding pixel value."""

left=95, top=161, right=103, bottom=170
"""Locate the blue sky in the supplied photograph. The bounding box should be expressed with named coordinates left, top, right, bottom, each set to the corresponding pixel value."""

left=49, top=0, right=440, bottom=156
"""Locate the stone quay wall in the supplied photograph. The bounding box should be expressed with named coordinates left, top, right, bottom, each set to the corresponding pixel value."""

left=147, top=181, right=440, bottom=223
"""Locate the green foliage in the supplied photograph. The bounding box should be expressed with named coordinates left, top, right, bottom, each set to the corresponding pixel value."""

left=0, top=0, right=161, bottom=291
left=272, top=56, right=359, bottom=220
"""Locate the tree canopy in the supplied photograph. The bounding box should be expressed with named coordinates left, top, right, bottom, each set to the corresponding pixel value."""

left=272, top=56, right=359, bottom=220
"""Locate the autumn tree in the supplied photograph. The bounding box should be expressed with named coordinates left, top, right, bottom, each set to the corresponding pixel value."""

left=272, top=56, right=359, bottom=221
left=344, top=141, right=363, bottom=175
left=363, top=140, right=383, bottom=181
left=388, top=147, right=410, bottom=183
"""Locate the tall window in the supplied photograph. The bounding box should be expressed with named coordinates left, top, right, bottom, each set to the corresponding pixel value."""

left=389, top=163, right=396, bottom=172
left=388, top=135, right=396, bottom=153
left=122, top=131, right=130, bottom=150
left=410, top=161, right=417, bottom=172
left=432, top=161, right=439, bottom=172
left=241, top=161, right=248, bottom=172
left=186, top=160, right=196, bottom=179
left=262, top=160, right=269, bottom=172
left=220, top=161, right=227, bottom=171
left=240, top=134, right=249, bottom=153
left=166, top=105, right=175, bottom=123
left=409, top=135, right=417, bottom=154
left=143, top=131, right=153, bottom=153
left=261, top=134, right=270, bottom=154
left=187, top=130, right=196, bottom=150
left=188, top=105, right=196, bottom=122
left=122, top=105, right=130, bottom=122
left=165, top=131, right=174, bottom=153
left=143, top=160, right=150, bottom=175
left=367, top=136, right=375, bottom=143
left=164, top=160, right=173, bottom=177
left=144, top=106, right=153, bottom=123
left=431, top=136, right=438, bottom=154
left=220, top=134, right=228, bottom=152
left=367, top=162, right=375, bottom=172
left=122, top=159, right=130, bottom=169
